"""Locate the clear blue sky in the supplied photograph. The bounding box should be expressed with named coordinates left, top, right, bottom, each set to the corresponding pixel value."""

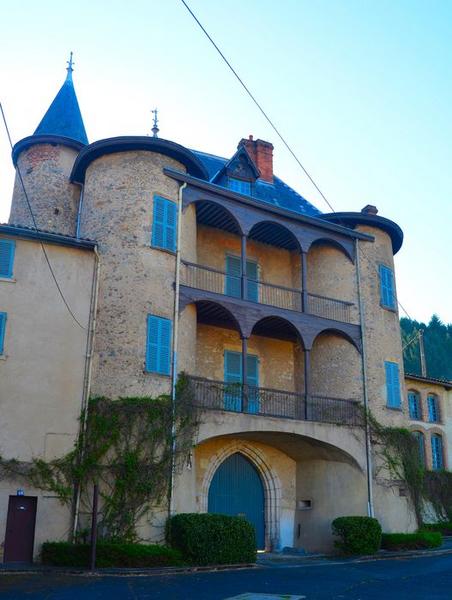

left=1, top=0, right=451, bottom=323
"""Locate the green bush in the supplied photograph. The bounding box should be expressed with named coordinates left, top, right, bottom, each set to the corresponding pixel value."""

left=381, top=532, right=443, bottom=551
left=41, top=542, right=183, bottom=568
left=423, top=522, right=452, bottom=535
left=332, top=516, right=382, bottom=555
left=166, top=513, right=256, bottom=565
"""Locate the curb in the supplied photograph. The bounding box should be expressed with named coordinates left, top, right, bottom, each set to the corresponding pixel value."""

left=0, top=562, right=258, bottom=578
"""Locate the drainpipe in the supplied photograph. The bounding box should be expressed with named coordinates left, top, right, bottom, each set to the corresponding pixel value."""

left=71, top=245, right=100, bottom=540
left=355, top=238, right=375, bottom=518
left=169, top=182, right=187, bottom=517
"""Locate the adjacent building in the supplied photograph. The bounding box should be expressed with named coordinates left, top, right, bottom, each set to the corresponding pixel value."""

left=0, top=62, right=421, bottom=561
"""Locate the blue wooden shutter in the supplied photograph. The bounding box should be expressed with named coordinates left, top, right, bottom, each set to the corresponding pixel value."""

left=165, top=199, right=177, bottom=252
left=225, top=256, right=241, bottom=298
left=413, top=432, right=425, bottom=466
left=431, top=435, right=443, bottom=470
left=224, top=350, right=242, bottom=411
left=385, top=361, right=401, bottom=408
left=246, top=354, right=259, bottom=414
left=246, top=260, right=258, bottom=302
left=427, top=395, right=439, bottom=422
left=146, top=315, right=172, bottom=375
left=408, top=392, right=420, bottom=419
left=152, top=196, right=165, bottom=248
left=379, top=265, right=395, bottom=308
left=0, top=239, right=15, bottom=279
left=0, top=312, right=6, bottom=355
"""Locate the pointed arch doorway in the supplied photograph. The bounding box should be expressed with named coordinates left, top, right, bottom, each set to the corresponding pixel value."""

left=208, top=452, right=265, bottom=549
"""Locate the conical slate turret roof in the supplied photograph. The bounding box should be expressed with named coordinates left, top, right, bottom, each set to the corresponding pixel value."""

left=34, top=57, right=88, bottom=145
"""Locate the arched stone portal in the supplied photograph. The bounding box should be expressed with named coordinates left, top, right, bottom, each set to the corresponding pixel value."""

left=200, top=440, right=282, bottom=550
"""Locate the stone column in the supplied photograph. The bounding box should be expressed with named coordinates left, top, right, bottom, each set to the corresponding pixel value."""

left=241, top=336, right=248, bottom=413
left=304, top=348, right=311, bottom=420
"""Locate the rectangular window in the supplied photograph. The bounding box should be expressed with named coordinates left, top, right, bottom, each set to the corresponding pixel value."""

left=228, top=178, right=251, bottom=195
left=0, top=312, right=6, bottom=355
left=427, top=395, right=440, bottom=422
left=408, top=392, right=421, bottom=420
left=385, top=361, right=401, bottom=408
left=224, top=350, right=259, bottom=413
left=431, top=435, right=444, bottom=470
left=225, top=255, right=259, bottom=301
left=0, top=239, right=15, bottom=279
left=145, top=315, right=172, bottom=375
left=151, top=196, right=177, bottom=252
left=379, top=264, right=395, bottom=309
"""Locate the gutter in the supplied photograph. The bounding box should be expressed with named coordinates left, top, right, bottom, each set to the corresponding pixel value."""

left=168, top=182, right=187, bottom=517
left=71, top=245, right=100, bottom=540
left=355, top=238, right=375, bottom=518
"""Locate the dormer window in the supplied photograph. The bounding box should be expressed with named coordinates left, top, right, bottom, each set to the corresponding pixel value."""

left=228, top=178, right=251, bottom=195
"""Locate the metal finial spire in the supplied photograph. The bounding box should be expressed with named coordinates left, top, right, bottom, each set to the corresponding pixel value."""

left=151, top=109, right=159, bottom=138
left=66, top=51, right=74, bottom=81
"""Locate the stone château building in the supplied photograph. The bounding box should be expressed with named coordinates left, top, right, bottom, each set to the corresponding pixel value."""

left=0, top=62, right=429, bottom=561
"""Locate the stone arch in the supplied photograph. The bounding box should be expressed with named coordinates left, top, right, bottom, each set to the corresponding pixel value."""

left=179, top=298, right=245, bottom=339
left=200, top=439, right=282, bottom=550
left=249, top=315, right=305, bottom=348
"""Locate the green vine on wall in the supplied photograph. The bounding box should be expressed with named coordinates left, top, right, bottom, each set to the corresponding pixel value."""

left=0, top=373, right=198, bottom=542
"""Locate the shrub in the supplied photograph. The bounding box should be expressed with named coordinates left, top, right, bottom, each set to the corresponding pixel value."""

left=381, top=532, right=442, bottom=551
left=422, top=522, right=452, bottom=535
left=166, top=513, right=256, bottom=565
left=41, top=541, right=183, bottom=568
left=332, top=516, right=382, bottom=555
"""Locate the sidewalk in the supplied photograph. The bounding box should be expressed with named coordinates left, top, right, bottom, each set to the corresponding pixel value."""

left=2, top=538, right=452, bottom=577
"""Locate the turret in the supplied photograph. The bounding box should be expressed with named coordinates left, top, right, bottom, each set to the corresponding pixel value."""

left=9, top=54, right=87, bottom=236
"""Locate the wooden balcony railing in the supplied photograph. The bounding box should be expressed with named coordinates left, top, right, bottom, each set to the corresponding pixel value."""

left=180, top=261, right=355, bottom=323
left=186, top=376, right=362, bottom=426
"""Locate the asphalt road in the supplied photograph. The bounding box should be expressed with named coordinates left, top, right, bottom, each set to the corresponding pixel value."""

left=1, top=553, right=451, bottom=599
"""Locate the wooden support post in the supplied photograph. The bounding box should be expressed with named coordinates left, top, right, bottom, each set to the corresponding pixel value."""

left=90, top=484, right=99, bottom=571
left=241, top=235, right=247, bottom=300
left=242, top=336, right=248, bottom=413
left=304, top=349, right=311, bottom=420
left=301, top=251, right=308, bottom=312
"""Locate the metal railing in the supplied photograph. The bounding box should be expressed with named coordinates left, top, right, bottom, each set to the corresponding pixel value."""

left=186, top=376, right=361, bottom=426
left=306, top=293, right=353, bottom=323
left=180, top=261, right=354, bottom=323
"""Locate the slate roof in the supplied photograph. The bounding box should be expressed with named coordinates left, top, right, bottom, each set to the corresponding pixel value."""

left=192, top=150, right=321, bottom=217
left=34, top=70, right=88, bottom=145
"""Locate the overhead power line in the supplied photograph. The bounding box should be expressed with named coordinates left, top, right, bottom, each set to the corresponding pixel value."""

left=180, top=0, right=417, bottom=324
left=0, top=102, right=87, bottom=330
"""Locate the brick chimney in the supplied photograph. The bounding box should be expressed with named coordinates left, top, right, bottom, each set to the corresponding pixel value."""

left=238, top=135, right=274, bottom=183
left=361, top=204, right=378, bottom=215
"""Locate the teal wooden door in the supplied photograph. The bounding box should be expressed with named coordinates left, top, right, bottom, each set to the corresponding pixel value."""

left=224, top=351, right=259, bottom=413
left=208, top=453, right=265, bottom=549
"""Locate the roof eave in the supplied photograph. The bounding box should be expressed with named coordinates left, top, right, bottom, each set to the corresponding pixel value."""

left=164, top=168, right=374, bottom=242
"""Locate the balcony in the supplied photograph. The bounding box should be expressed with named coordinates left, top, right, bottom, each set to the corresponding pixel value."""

left=180, top=260, right=355, bottom=324
left=186, top=376, right=362, bottom=427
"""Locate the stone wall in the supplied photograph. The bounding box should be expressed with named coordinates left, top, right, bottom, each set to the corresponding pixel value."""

left=310, top=332, right=363, bottom=400
left=9, top=144, right=81, bottom=236
left=79, top=151, right=185, bottom=399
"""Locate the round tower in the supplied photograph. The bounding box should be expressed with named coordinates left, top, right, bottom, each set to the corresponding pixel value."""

left=72, top=137, right=207, bottom=399
left=9, top=56, right=87, bottom=236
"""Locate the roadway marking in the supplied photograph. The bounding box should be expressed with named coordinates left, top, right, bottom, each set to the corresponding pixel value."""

left=224, top=595, right=306, bottom=600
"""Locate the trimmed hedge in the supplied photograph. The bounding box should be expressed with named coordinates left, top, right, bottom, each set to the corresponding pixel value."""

left=41, top=542, right=183, bottom=568
left=423, top=522, right=452, bottom=535
left=381, top=532, right=443, bottom=551
left=332, top=516, right=382, bottom=555
left=166, top=513, right=256, bottom=565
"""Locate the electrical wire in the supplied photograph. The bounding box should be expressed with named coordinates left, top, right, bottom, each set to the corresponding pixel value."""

left=180, top=0, right=418, bottom=324
left=0, top=101, right=87, bottom=330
